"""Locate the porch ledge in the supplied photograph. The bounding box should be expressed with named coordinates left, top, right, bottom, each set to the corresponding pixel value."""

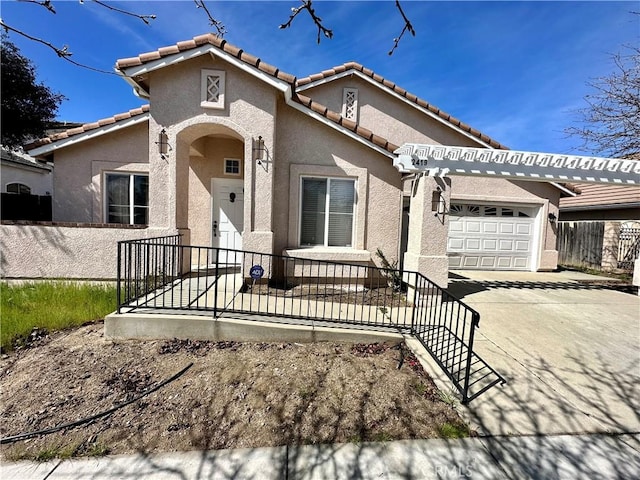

left=282, top=248, right=371, bottom=263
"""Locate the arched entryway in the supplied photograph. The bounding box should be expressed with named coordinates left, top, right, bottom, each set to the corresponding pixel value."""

left=174, top=122, right=248, bottom=265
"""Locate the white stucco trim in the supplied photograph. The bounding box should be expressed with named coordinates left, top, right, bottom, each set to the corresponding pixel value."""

left=296, top=70, right=495, bottom=149
left=28, top=114, right=150, bottom=157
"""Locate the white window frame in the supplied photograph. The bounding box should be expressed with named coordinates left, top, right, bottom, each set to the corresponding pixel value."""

left=341, top=87, right=359, bottom=122
left=6, top=182, right=31, bottom=194
left=200, top=69, right=226, bottom=109
left=103, top=172, right=149, bottom=225
left=298, top=176, right=357, bottom=248
left=224, top=158, right=241, bottom=176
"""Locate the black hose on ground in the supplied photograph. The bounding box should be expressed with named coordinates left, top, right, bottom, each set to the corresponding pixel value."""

left=0, top=362, right=194, bottom=445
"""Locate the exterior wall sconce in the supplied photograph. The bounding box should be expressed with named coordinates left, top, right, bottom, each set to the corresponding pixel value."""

left=156, top=128, right=172, bottom=160
left=548, top=212, right=557, bottom=223
left=431, top=186, right=446, bottom=216
left=253, top=135, right=265, bottom=162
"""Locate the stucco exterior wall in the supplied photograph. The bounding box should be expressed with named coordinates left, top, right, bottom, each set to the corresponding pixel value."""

left=51, top=122, right=149, bottom=223
left=274, top=99, right=403, bottom=267
left=0, top=224, right=175, bottom=279
left=300, top=77, right=486, bottom=149
left=148, top=55, right=277, bottom=251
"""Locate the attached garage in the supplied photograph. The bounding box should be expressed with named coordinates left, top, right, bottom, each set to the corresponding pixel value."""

left=448, top=203, right=538, bottom=270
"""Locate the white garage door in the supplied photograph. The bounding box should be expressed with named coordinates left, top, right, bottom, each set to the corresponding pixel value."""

left=448, top=204, right=537, bottom=270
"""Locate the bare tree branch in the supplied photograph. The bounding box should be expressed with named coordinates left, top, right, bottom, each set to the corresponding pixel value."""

left=565, top=45, right=640, bottom=158
left=86, top=0, right=156, bottom=25
left=0, top=20, right=117, bottom=75
left=193, top=0, right=226, bottom=37
left=17, top=0, right=55, bottom=14
left=279, top=0, right=333, bottom=44
left=388, top=0, right=415, bottom=56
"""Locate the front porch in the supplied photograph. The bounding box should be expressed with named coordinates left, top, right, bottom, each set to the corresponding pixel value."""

left=108, top=236, right=505, bottom=404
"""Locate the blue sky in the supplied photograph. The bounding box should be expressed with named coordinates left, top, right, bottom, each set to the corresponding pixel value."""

left=2, top=1, right=638, bottom=153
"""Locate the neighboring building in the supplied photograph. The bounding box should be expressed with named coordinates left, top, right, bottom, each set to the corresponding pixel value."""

left=12, top=34, right=571, bottom=283
left=1, top=147, right=52, bottom=197
left=1, top=148, right=53, bottom=221
left=559, top=183, right=640, bottom=221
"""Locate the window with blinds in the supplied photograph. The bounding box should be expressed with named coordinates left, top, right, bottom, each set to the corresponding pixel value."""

left=300, top=177, right=355, bottom=247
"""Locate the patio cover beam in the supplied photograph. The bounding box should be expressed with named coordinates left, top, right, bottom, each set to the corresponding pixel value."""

left=393, top=143, right=639, bottom=185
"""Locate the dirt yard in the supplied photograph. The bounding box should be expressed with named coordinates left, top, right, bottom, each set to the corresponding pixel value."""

left=0, top=322, right=467, bottom=461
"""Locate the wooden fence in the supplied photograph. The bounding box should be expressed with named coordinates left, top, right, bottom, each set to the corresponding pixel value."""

left=557, top=221, right=640, bottom=272
left=557, top=221, right=605, bottom=269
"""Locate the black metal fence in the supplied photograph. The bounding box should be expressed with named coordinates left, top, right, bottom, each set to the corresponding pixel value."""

left=116, top=237, right=504, bottom=403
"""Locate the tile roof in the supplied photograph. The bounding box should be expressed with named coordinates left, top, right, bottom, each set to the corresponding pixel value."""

left=26, top=105, right=150, bottom=151
left=115, top=33, right=296, bottom=84
left=297, top=62, right=508, bottom=150
left=31, top=35, right=504, bottom=156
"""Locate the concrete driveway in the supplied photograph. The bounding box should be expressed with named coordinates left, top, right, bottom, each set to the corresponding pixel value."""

left=442, top=270, right=640, bottom=437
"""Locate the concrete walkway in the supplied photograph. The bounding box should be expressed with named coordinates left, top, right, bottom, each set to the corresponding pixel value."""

left=444, top=269, right=640, bottom=436
left=3, top=434, right=639, bottom=479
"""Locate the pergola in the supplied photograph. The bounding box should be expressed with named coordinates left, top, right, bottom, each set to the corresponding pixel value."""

left=393, top=143, right=639, bottom=287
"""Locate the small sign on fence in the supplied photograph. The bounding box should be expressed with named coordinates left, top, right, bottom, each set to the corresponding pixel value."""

left=249, top=265, right=264, bottom=280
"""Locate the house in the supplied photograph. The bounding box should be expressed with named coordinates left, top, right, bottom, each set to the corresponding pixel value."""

left=1, top=147, right=52, bottom=197
left=559, top=183, right=640, bottom=221
left=11, top=34, right=569, bottom=285
left=0, top=147, right=52, bottom=221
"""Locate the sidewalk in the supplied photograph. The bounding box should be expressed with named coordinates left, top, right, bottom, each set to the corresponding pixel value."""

left=3, top=434, right=639, bottom=479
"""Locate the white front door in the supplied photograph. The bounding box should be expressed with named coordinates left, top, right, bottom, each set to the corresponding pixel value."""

left=447, top=203, right=537, bottom=271
left=211, top=179, right=244, bottom=263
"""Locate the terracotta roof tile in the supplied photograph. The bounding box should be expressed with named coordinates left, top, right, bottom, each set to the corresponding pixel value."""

left=340, top=117, right=357, bottom=132
left=139, top=51, right=162, bottom=63
left=176, top=39, right=197, bottom=51
left=116, top=34, right=299, bottom=88
left=158, top=45, right=180, bottom=56
left=325, top=110, right=342, bottom=123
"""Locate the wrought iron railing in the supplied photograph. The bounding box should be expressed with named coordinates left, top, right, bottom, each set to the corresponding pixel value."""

left=116, top=239, right=505, bottom=403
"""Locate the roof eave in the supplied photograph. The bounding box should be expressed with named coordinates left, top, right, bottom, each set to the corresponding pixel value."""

left=27, top=113, right=150, bottom=157
left=117, top=45, right=292, bottom=95
left=297, top=68, right=503, bottom=150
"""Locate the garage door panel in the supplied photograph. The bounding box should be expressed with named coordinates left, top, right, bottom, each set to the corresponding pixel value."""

left=516, top=224, right=532, bottom=235
left=500, top=224, right=514, bottom=234
left=496, top=257, right=513, bottom=268
left=467, top=222, right=481, bottom=233
left=466, top=238, right=481, bottom=250
left=483, top=239, right=497, bottom=251
left=448, top=238, right=464, bottom=250
left=480, top=257, right=497, bottom=268
left=448, top=203, right=537, bottom=271
left=483, top=222, right=498, bottom=234
left=462, top=256, right=480, bottom=267
left=449, top=220, right=464, bottom=233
